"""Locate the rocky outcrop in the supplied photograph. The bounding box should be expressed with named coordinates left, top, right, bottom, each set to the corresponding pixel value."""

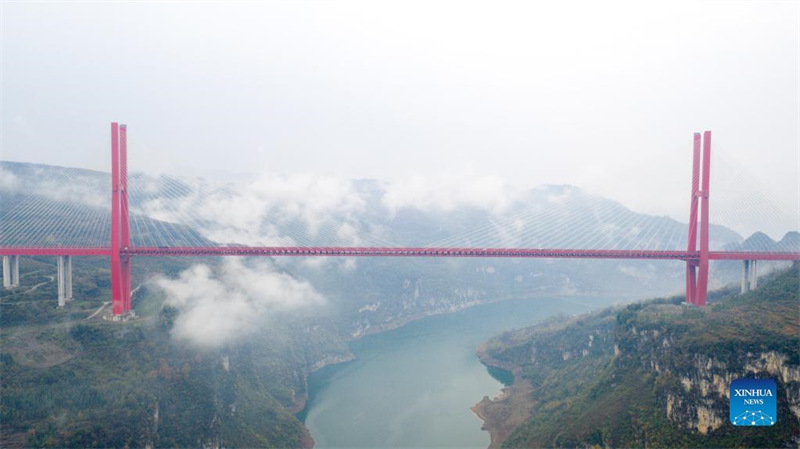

left=475, top=264, right=800, bottom=448
left=615, top=307, right=800, bottom=436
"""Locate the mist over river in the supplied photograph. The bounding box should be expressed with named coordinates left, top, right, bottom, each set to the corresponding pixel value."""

left=302, top=295, right=627, bottom=448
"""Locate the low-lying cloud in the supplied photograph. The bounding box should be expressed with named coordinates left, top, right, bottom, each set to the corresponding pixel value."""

left=155, top=259, right=324, bottom=348
left=382, top=174, right=523, bottom=214
left=0, top=165, right=109, bottom=209
left=136, top=172, right=525, bottom=247
left=0, top=167, right=19, bottom=190
left=138, top=173, right=370, bottom=246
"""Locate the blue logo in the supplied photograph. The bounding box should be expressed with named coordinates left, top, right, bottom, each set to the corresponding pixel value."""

left=730, top=378, right=776, bottom=426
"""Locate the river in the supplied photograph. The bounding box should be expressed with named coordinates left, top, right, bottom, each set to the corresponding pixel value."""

left=302, top=295, right=625, bottom=448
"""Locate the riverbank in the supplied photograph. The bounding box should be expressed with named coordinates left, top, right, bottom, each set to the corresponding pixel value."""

left=468, top=266, right=800, bottom=448
left=294, top=296, right=519, bottom=419
left=349, top=293, right=623, bottom=341
left=291, top=352, right=355, bottom=415
left=298, top=295, right=626, bottom=447
left=293, top=297, right=500, bottom=417
left=472, top=342, right=534, bottom=448
left=295, top=293, right=621, bottom=416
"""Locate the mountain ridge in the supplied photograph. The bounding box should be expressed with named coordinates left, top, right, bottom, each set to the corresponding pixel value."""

left=475, top=264, right=800, bottom=448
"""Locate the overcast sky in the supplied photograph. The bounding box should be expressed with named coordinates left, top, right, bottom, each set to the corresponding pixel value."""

left=1, top=0, right=798, bottom=234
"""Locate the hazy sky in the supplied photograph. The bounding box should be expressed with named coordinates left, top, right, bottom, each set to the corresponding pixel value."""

left=2, top=0, right=798, bottom=231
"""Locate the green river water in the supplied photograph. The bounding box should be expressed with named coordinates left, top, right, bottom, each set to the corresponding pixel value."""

left=302, top=295, right=624, bottom=448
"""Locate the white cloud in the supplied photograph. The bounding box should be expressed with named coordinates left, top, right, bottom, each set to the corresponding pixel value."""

left=155, top=259, right=324, bottom=348
left=0, top=166, right=108, bottom=209
left=137, top=172, right=530, bottom=247
left=381, top=174, right=523, bottom=214
left=0, top=167, right=19, bottom=190
left=138, top=173, right=369, bottom=246
left=2, top=2, right=797, bottom=238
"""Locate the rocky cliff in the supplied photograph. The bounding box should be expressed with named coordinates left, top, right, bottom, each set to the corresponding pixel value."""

left=477, top=264, right=800, bottom=448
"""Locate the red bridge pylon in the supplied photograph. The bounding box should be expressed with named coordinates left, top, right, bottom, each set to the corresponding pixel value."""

left=686, top=131, right=711, bottom=306
left=110, top=123, right=132, bottom=316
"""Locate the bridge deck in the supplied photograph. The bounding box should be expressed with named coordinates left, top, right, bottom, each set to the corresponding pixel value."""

left=1, top=246, right=798, bottom=261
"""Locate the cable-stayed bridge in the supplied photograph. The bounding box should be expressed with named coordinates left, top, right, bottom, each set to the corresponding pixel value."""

left=0, top=123, right=798, bottom=317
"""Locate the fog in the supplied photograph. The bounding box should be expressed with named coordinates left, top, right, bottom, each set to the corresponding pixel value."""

left=2, top=1, right=798, bottom=234
left=155, top=259, right=325, bottom=347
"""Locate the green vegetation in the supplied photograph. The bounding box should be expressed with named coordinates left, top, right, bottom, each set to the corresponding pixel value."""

left=0, top=256, right=329, bottom=448
left=2, top=162, right=797, bottom=448
left=483, top=264, right=800, bottom=448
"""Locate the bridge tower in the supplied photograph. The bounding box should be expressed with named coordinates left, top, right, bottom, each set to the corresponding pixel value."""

left=686, top=131, right=711, bottom=306
left=110, top=123, right=132, bottom=316
left=120, top=125, right=132, bottom=313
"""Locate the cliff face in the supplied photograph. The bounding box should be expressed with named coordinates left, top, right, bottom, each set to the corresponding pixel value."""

left=662, top=351, right=800, bottom=435
left=614, top=296, right=800, bottom=440
left=479, top=264, right=800, bottom=448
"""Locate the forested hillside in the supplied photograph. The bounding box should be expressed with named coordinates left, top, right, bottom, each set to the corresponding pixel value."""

left=478, top=264, right=800, bottom=448
left=2, top=161, right=797, bottom=448
left=0, top=256, right=330, bottom=448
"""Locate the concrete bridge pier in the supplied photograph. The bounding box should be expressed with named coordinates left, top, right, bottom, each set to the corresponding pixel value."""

left=11, top=256, right=19, bottom=287
left=57, top=255, right=73, bottom=307
left=1, top=256, right=17, bottom=288
left=741, top=260, right=750, bottom=293
left=57, top=256, right=65, bottom=306
left=66, top=256, right=73, bottom=301
left=741, top=260, right=758, bottom=293
left=2, top=256, right=9, bottom=289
